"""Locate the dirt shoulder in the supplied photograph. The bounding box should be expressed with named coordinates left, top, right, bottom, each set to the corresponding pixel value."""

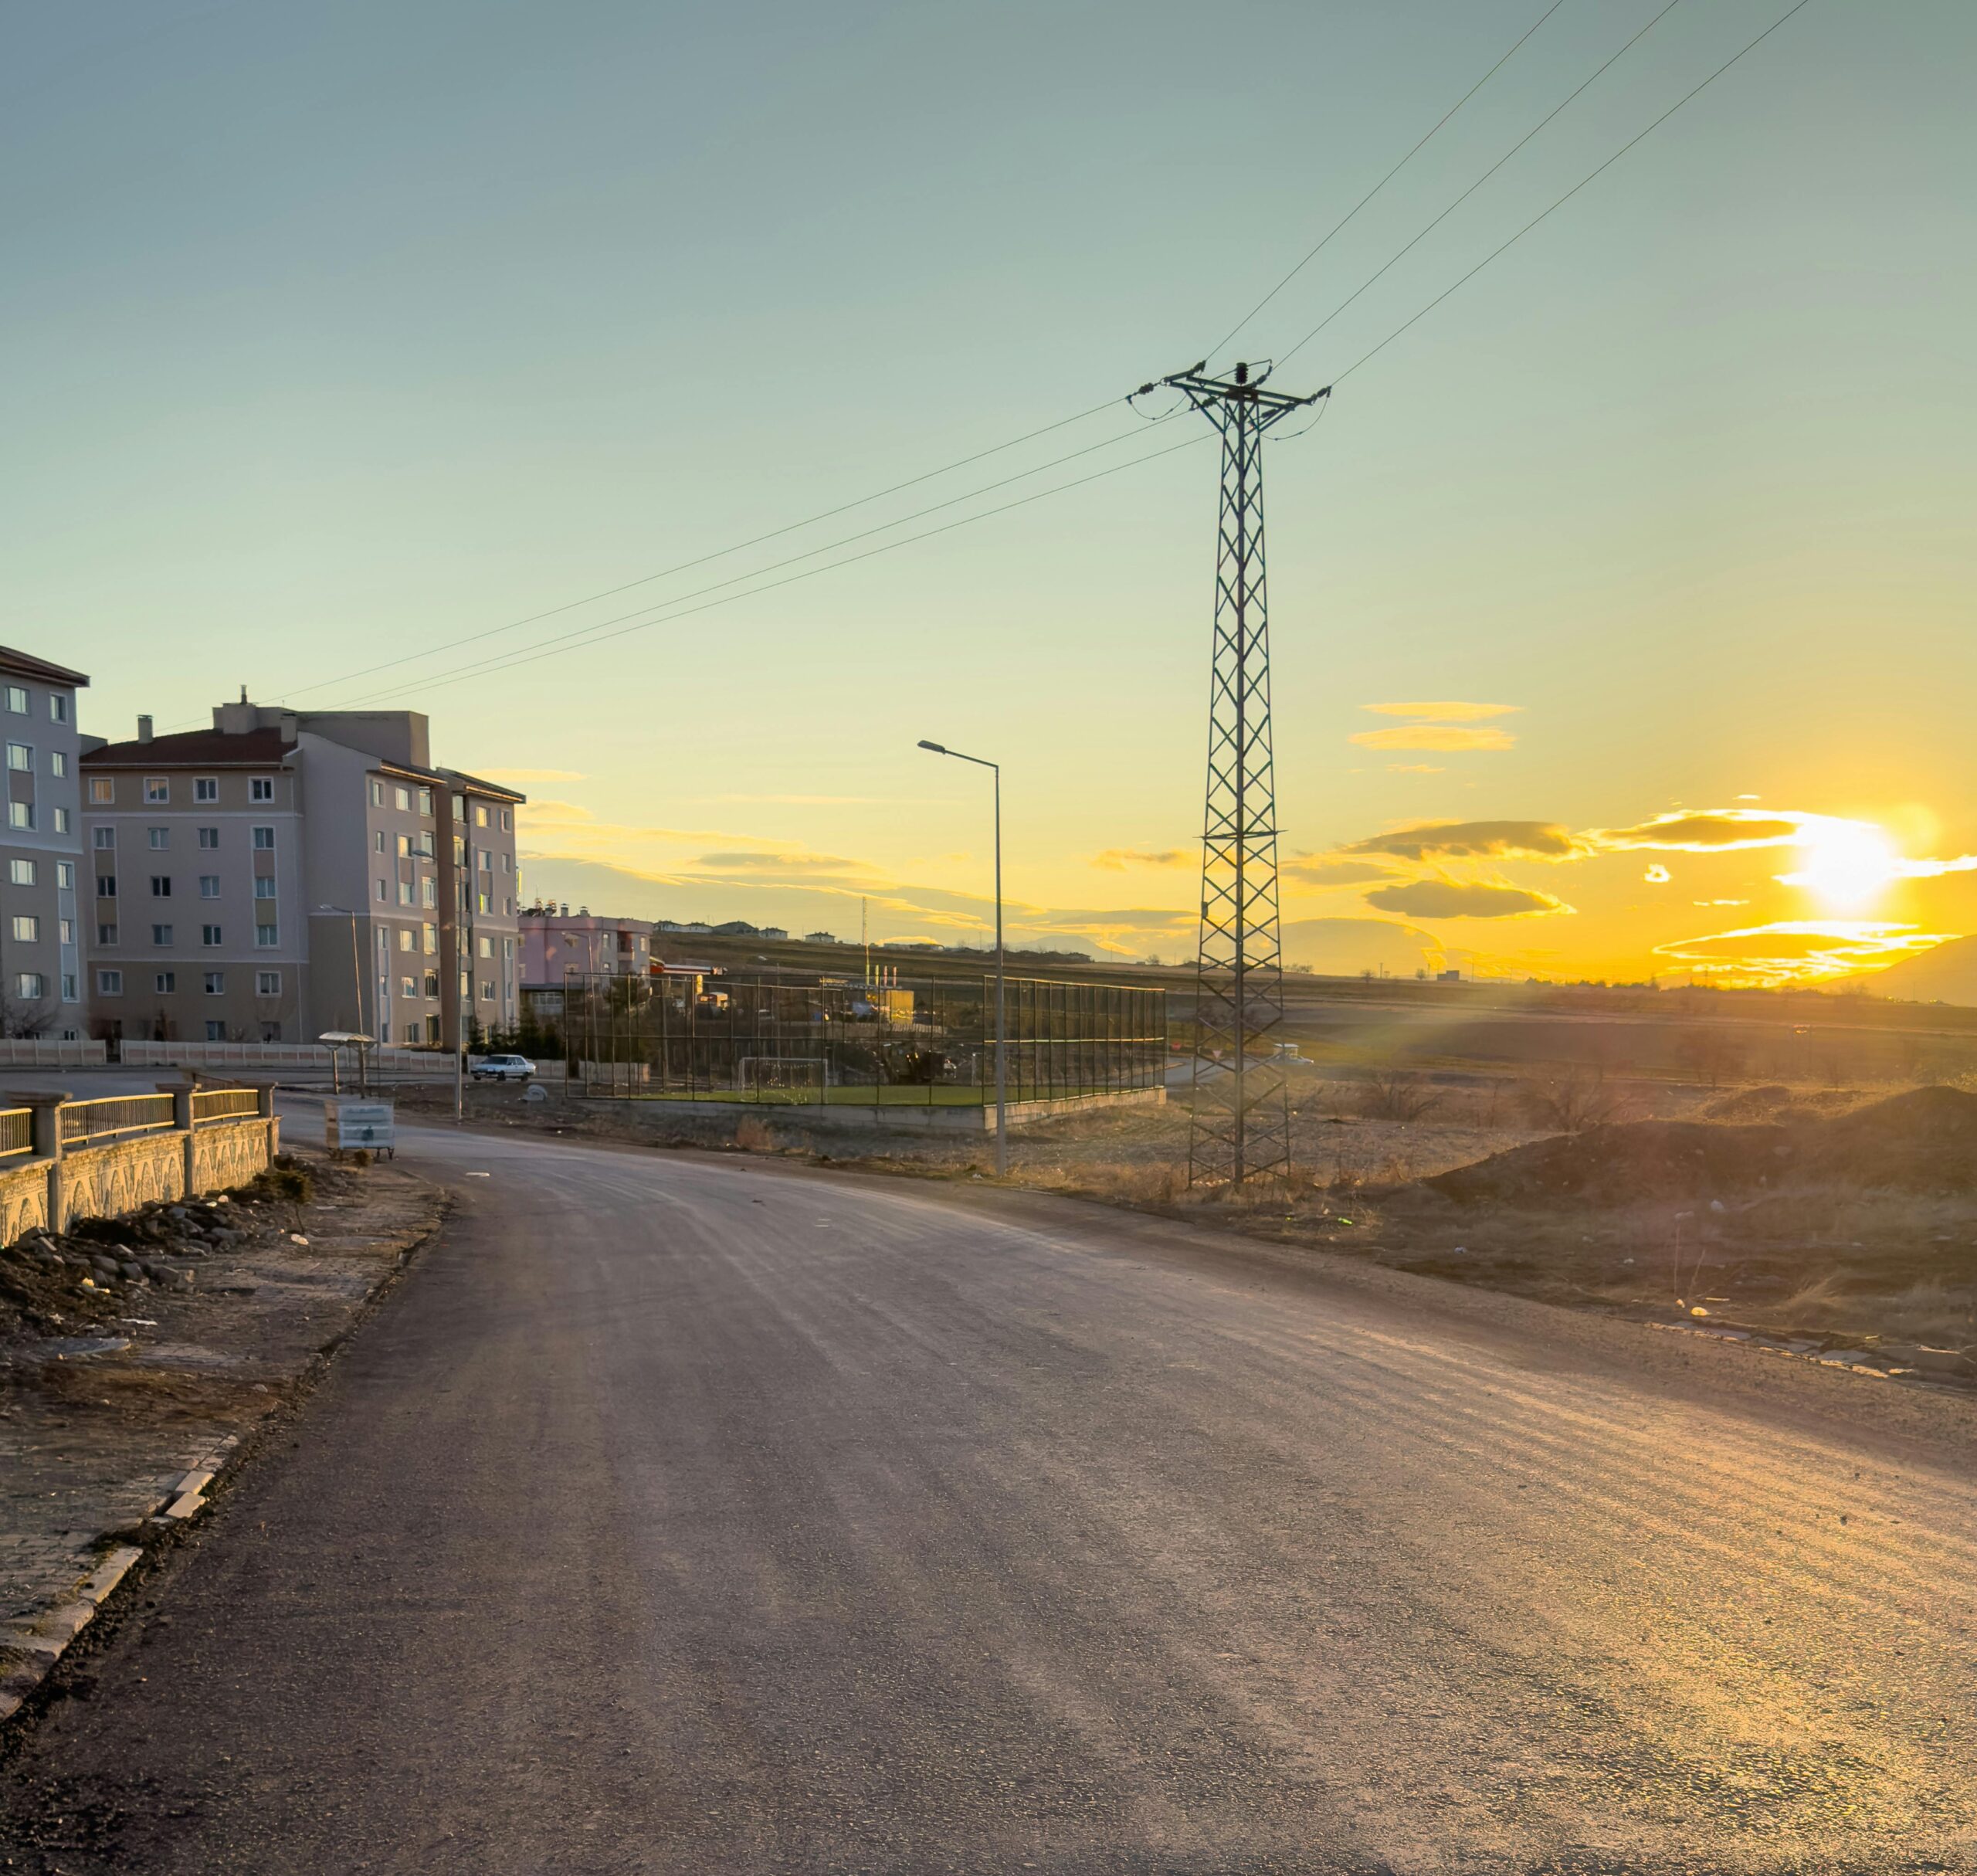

left=0, top=1150, right=443, bottom=1725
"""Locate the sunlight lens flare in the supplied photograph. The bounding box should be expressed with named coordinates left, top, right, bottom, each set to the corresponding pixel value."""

left=1776, top=819, right=1900, bottom=911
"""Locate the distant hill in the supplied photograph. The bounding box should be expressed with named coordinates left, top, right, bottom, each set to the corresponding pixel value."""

left=1847, top=934, right=1977, bottom=1006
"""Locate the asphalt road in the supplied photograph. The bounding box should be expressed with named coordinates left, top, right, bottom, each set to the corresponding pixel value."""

left=3, top=1117, right=1974, bottom=1874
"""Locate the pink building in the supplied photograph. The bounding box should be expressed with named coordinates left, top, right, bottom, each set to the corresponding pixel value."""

left=521, top=904, right=655, bottom=988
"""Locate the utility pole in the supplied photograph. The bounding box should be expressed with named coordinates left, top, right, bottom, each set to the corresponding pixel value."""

left=1146, top=360, right=1327, bottom=1190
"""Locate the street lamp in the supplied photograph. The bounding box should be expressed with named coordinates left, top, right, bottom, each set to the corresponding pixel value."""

left=917, top=739, right=1005, bottom=1174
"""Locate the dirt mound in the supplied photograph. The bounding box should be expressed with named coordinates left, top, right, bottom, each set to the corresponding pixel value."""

left=1701, top=1084, right=1792, bottom=1121
left=1427, top=1085, right=1977, bottom=1208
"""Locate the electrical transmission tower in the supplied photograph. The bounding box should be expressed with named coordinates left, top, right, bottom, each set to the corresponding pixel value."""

left=1151, top=361, right=1328, bottom=1190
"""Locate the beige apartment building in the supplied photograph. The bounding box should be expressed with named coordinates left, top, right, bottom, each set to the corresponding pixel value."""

left=0, top=647, right=90, bottom=1040
left=82, top=700, right=522, bottom=1048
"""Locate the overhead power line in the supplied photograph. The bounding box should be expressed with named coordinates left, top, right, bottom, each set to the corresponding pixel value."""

left=270, top=394, right=1125, bottom=706
left=307, top=413, right=1184, bottom=710
left=1277, top=0, right=1686, bottom=367
left=326, top=432, right=1212, bottom=709
left=1328, top=0, right=1818, bottom=384
left=1207, top=0, right=1569, bottom=365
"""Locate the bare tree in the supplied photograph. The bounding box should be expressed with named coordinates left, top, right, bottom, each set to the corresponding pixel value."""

left=0, top=989, right=56, bottom=1040
left=1522, top=1065, right=1629, bottom=1132
left=1358, top=1068, right=1442, bottom=1123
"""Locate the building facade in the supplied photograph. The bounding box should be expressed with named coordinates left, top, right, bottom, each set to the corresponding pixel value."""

left=81, top=701, right=522, bottom=1047
left=0, top=648, right=89, bottom=1040
left=519, top=907, right=656, bottom=987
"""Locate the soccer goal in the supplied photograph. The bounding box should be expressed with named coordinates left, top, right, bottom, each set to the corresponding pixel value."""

left=738, top=1057, right=831, bottom=1100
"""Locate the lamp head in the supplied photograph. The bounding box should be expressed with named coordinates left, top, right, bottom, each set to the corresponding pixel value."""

left=917, top=739, right=946, bottom=755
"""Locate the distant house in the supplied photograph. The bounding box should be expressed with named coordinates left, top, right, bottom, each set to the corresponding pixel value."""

left=711, top=920, right=758, bottom=937
left=758, top=926, right=788, bottom=941
left=656, top=919, right=713, bottom=935
left=803, top=930, right=839, bottom=945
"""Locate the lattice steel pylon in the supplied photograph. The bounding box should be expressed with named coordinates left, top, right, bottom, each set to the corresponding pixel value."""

left=1152, top=361, right=1328, bottom=1189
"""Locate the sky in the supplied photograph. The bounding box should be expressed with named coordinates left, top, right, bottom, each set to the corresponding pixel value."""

left=6, top=1, right=1974, bottom=983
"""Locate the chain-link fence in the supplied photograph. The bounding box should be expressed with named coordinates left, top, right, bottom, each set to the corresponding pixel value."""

left=561, top=971, right=1167, bottom=1107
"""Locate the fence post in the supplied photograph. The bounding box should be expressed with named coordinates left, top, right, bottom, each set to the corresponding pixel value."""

left=12, top=1091, right=67, bottom=1234
left=164, top=1079, right=197, bottom=1199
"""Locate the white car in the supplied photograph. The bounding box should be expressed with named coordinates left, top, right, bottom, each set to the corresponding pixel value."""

left=470, top=1053, right=537, bottom=1083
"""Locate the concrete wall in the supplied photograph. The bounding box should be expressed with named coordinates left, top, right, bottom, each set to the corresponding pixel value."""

left=574, top=1084, right=1166, bottom=1138
left=1, top=1102, right=278, bottom=1241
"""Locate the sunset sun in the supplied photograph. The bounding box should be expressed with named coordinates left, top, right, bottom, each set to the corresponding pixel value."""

left=1784, top=819, right=1901, bottom=911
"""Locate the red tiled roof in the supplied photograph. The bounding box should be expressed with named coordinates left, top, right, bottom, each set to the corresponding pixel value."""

left=82, top=728, right=291, bottom=768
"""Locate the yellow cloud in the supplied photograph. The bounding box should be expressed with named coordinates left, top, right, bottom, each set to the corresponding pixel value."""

left=1340, top=819, right=1582, bottom=860
left=1359, top=701, right=1521, bottom=722
left=1365, top=879, right=1572, bottom=920
left=1090, top=846, right=1192, bottom=872
left=1644, top=863, right=1670, bottom=884
left=1348, top=724, right=1517, bottom=752
left=1652, top=921, right=1957, bottom=987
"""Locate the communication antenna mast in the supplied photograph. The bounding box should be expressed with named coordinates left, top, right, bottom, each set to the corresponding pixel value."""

left=1141, top=360, right=1328, bottom=1189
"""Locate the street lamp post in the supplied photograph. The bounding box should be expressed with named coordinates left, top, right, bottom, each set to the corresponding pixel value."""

left=314, top=905, right=368, bottom=1094
left=917, top=740, right=1005, bottom=1175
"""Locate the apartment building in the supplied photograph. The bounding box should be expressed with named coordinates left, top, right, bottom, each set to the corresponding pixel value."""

left=0, top=648, right=89, bottom=1040
left=82, top=700, right=522, bottom=1047
left=519, top=905, right=656, bottom=986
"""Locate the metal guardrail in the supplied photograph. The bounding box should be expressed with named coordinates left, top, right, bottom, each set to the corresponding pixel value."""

left=191, top=1087, right=261, bottom=1122
left=0, top=1108, right=31, bottom=1159
left=56, top=1094, right=178, bottom=1148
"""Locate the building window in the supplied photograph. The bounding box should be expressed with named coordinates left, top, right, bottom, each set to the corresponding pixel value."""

left=398, top=928, right=415, bottom=952
left=7, top=859, right=33, bottom=887
left=422, top=924, right=436, bottom=953
left=255, top=924, right=277, bottom=948
left=375, top=879, right=388, bottom=902
left=10, top=915, right=37, bottom=941
left=251, top=826, right=274, bottom=850
left=250, top=776, right=274, bottom=802
left=477, top=936, right=493, bottom=958
left=62, top=973, right=78, bottom=1002
left=422, top=877, right=436, bottom=907
left=97, top=923, right=118, bottom=945
left=93, top=826, right=115, bottom=850
left=418, top=787, right=433, bottom=815
left=405, top=1021, right=422, bottom=1044
left=90, top=776, right=114, bottom=804
left=194, top=777, right=219, bottom=802
left=53, top=809, right=69, bottom=835
left=260, top=1020, right=281, bottom=1042
left=394, top=785, right=412, bottom=812
left=97, top=873, right=117, bottom=897
left=58, top=918, right=74, bottom=945
left=369, top=779, right=383, bottom=806
left=198, top=826, right=219, bottom=848
left=49, top=751, right=67, bottom=779
left=200, top=876, right=220, bottom=897
left=423, top=971, right=439, bottom=998
left=205, top=972, right=226, bottom=994
left=50, top=694, right=68, bottom=724
left=3, top=686, right=25, bottom=714
left=501, top=809, right=511, bottom=832
left=206, top=1020, right=226, bottom=1041
left=56, top=862, right=74, bottom=890
left=151, top=876, right=171, bottom=897
left=480, top=979, right=494, bottom=1001
left=144, top=778, right=168, bottom=803
left=254, top=876, right=276, bottom=899
left=475, top=803, right=489, bottom=828
left=373, top=830, right=386, bottom=853
left=477, top=892, right=491, bottom=914
left=401, top=975, right=416, bottom=999
left=155, top=972, right=176, bottom=993
left=201, top=924, right=222, bottom=946
left=15, top=973, right=43, bottom=1000
left=398, top=880, right=413, bottom=906
left=5, top=743, right=31, bottom=772
left=148, top=826, right=168, bottom=849
left=97, top=969, right=124, bottom=996
left=256, top=970, right=280, bottom=996
left=152, top=924, right=174, bottom=945
left=502, top=852, right=512, bottom=874
left=6, top=802, right=32, bottom=830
